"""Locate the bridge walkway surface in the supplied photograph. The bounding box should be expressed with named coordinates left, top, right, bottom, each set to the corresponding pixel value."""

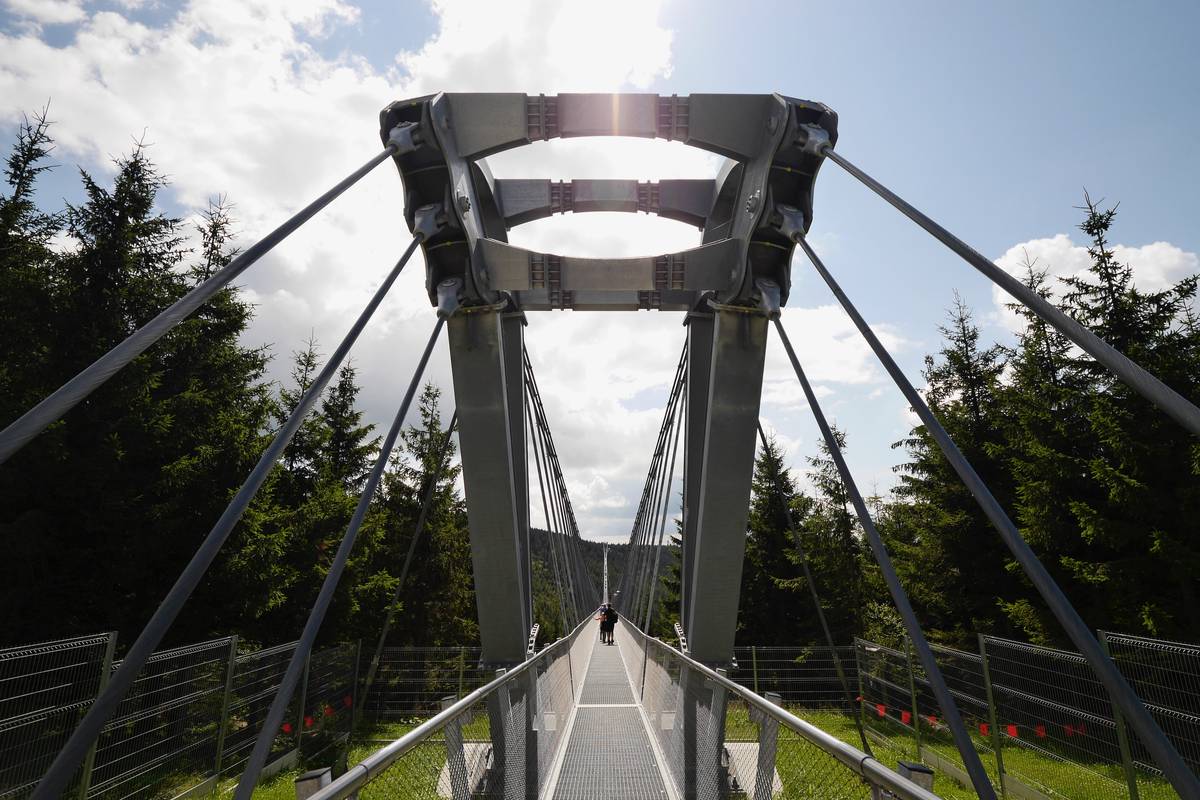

left=547, top=626, right=674, bottom=800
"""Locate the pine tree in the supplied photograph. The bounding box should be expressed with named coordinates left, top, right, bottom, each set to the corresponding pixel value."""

left=886, top=295, right=1020, bottom=645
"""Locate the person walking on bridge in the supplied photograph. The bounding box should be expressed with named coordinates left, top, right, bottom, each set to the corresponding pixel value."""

left=603, top=604, right=619, bottom=645
left=596, top=603, right=614, bottom=644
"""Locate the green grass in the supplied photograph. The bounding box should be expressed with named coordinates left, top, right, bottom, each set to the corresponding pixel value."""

left=780, top=708, right=1178, bottom=800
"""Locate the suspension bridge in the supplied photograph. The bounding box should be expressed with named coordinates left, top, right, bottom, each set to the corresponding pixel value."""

left=4, top=92, right=1199, bottom=800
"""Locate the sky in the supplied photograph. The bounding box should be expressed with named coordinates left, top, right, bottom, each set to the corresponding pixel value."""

left=2, top=0, right=1198, bottom=542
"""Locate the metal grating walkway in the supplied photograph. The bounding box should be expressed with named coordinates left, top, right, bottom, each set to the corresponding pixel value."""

left=578, top=634, right=635, bottom=705
left=552, top=630, right=670, bottom=799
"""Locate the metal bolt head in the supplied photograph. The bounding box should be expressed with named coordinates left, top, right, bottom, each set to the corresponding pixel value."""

left=457, top=194, right=471, bottom=213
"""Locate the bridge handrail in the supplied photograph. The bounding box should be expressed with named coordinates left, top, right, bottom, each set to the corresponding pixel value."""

left=625, top=622, right=944, bottom=800
left=309, top=613, right=594, bottom=800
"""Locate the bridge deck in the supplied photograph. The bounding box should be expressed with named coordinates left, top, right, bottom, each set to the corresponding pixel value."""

left=550, top=628, right=672, bottom=799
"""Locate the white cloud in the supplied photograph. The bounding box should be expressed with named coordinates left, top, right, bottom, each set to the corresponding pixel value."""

left=990, top=233, right=1199, bottom=332
left=0, top=0, right=915, bottom=540
left=3, top=0, right=85, bottom=26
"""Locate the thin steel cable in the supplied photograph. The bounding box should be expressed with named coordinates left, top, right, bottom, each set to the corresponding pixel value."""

left=358, top=411, right=459, bottom=718
left=0, top=146, right=399, bottom=465
left=525, top=381, right=570, bottom=632
left=755, top=421, right=873, bottom=757
left=526, top=357, right=575, bottom=625
left=821, top=148, right=1200, bottom=437
left=773, top=315, right=998, bottom=800
left=30, top=237, right=424, bottom=800
left=636, top=362, right=686, bottom=623
left=793, top=231, right=1200, bottom=800
left=642, top=379, right=684, bottom=633
left=233, top=316, right=445, bottom=800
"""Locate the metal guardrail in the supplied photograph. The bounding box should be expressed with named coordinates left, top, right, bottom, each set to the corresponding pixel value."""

left=310, top=615, right=593, bottom=800
left=621, top=623, right=943, bottom=800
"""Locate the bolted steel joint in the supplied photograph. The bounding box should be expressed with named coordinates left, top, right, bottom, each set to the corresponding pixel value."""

left=412, top=202, right=447, bottom=241
left=436, top=277, right=462, bottom=318
left=755, top=278, right=781, bottom=319
left=773, top=204, right=807, bottom=243
left=387, top=122, right=423, bottom=155
left=796, top=123, right=831, bottom=157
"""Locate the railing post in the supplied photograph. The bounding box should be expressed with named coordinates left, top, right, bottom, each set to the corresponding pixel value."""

left=978, top=635, right=1007, bottom=799
left=904, top=635, right=922, bottom=760
left=442, top=695, right=470, bottom=800
left=751, top=646, right=759, bottom=695
left=524, top=665, right=539, bottom=799
left=458, top=647, right=467, bottom=698
left=77, top=632, right=117, bottom=800
left=752, top=691, right=782, bottom=800
left=212, top=636, right=239, bottom=784
left=1100, top=632, right=1142, bottom=800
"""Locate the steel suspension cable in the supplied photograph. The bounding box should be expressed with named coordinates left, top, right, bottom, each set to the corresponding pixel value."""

left=524, top=351, right=590, bottom=616
left=635, top=366, right=685, bottom=622
left=525, top=381, right=571, bottom=631
left=772, top=316, right=997, bottom=800
left=642, top=381, right=684, bottom=633
left=234, top=315, right=447, bottom=800
left=755, top=422, right=873, bottom=756
left=790, top=231, right=1200, bottom=800
left=357, top=411, right=459, bottom=719
left=814, top=147, right=1200, bottom=436
left=32, top=235, right=430, bottom=800
left=0, top=137, right=417, bottom=466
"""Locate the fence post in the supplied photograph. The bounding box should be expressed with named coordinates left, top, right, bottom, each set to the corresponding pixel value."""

left=457, top=647, right=467, bottom=698
left=77, top=632, right=118, bottom=800
left=903, top=635, right=922, bottom=760
left=753, top=692, right=782, bottom=800
left=296, top=648, right=311, bottom=752
left=441, top=695, right=470, bottom=799
left=212, top=636, right=239, bottom=785
left=751, top=646, right=759, bottom=695
left=1099, top=632, right=1142, bottom=800
left=854, top=639, right=868, bottom=738
left=978, top=634, right=1007, bottom=799
left=350, top=639, right=362, bottom=735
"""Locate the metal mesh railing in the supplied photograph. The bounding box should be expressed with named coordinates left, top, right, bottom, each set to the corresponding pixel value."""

left=631, top=625, right=940, bottom=800
left=1104, top=632, right=1200, bottom=781
left=87, top=637, right=232, bottom=800
left=312, top=617, right=592, bottom=800
left=0, top=634, right=116, bottom=800
left=732, top=645, right=858, bottom=711
left=360, top=646, right=486, bottom=720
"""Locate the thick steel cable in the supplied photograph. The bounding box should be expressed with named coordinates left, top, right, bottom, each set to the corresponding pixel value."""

left=525, top=383, right=570, bottom=631
left=793, top=232, right=1200, bottom=800
left=534, top=394, right=579, bottom=617
left=821, top=148, right=1200, bottom=437
left=31, top=236, right=425, bottom=800
left=773, top=316, right=997, bottom=800
left=642, top=383, right=684, bottom=633
left=234, top=316, right=445, bottom=800
left=755, top=422, right=873, bottom=756
left=0, top=146, right=400, bottom=465
left=357, top=412, right=459, bottom=719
